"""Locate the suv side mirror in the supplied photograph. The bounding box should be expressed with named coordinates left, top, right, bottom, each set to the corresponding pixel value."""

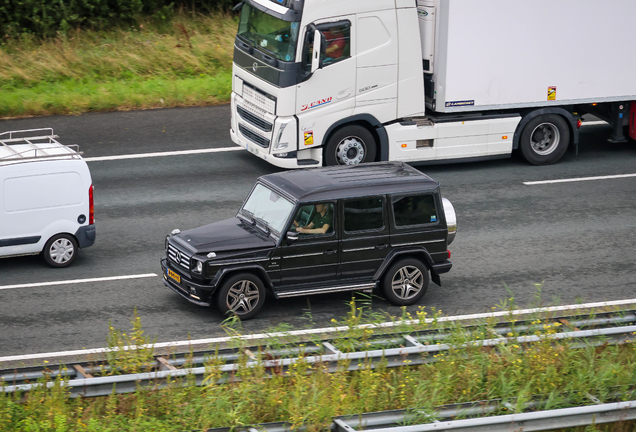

left=286, top=231, right=299, bottom=242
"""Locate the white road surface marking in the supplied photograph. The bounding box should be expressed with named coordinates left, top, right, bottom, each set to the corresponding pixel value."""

left=524, top=173, right=636, bottom=186
left=2, top=297, right=635, bottom=363
left=0, top=273, right=158, bottom=291
left=84, top=146, right=242, bottom=162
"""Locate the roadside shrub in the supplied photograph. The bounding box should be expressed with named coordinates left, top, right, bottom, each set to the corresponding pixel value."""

left=0, top=0, right=242, bottom=38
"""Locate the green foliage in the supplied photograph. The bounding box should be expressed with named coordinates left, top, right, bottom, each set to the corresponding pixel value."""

left=0, top=10, right=235, bottom=117
left=105, top=308, right=156, bottom=375
left=0, top=0, right=242, bottom=38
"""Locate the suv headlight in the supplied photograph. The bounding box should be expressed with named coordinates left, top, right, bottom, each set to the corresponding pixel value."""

left=192, top=260, right=203, bottom=274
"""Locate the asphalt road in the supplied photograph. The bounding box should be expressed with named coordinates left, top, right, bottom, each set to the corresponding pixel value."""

left=1, top=106, right=635, bottom=358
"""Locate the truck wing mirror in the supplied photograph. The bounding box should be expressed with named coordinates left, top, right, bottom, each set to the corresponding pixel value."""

left=311, top=29, right=322, bottom=73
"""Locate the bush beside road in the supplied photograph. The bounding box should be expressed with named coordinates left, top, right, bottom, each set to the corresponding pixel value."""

left=0, top=11, right=236, bottom=118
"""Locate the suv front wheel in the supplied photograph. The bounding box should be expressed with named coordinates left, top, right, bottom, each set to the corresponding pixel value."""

left=382, top=258, right=429, bottom=306
left=217, top=273, right=266, bottom=320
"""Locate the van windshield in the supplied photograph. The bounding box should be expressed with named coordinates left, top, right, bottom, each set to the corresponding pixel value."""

left=237, top=4, right=300, bottom=62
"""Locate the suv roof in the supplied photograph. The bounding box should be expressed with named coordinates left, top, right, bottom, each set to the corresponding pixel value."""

left=260, top=162, right=440, bottom=201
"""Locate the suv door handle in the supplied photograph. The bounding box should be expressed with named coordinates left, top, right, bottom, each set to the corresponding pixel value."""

left=324, top=249, right=337, bottom=255
left=376, top=244, right=388, bottom=250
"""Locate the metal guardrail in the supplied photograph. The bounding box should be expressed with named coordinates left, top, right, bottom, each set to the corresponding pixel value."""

left=333, top=400, right=636, bottom=432
left=3, top=309, right=635, bottom=388
left=203, top=397, right=636, bottom=432
left=2, top=319, right=635, bottom=398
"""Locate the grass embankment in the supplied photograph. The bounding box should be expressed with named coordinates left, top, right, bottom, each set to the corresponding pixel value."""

left=1, top=304, right=635, bottom=431
left=0, top=12, right=236, bottom=119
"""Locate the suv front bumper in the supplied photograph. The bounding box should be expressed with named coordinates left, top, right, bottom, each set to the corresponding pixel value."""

left=161, top=258, right=214, bottom=307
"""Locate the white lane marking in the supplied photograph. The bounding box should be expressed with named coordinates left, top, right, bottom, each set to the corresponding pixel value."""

left=524, top=173, right=636, bottom=186
left=84, top=146, right=242, bottom=162
left=2, top=297, right=636, bottom=363
left=0, top=273, right=158, bottom=291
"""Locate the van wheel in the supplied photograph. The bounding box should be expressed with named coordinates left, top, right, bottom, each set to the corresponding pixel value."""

left=43, top=234, right=78, bottom=268
left=382, top=258, right=429, bottom=306
left=217, top=273, right=266, bottom=320
left=519, top=115, right=570, bottom=165
left=324, top=125, right=376, bottom=166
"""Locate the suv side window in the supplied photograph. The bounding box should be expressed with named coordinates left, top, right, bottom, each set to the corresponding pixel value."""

left=392, top=194, right=438, bottom=227
left=344, top=197, right=384, bottom=233
left=293, top=202, right=335, bottom=236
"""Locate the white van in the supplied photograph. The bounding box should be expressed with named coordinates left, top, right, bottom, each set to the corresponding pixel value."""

left=0, top=128, right=95, bottom=268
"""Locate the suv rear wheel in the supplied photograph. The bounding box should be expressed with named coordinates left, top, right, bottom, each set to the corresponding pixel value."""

left=217, top=273, right=266, bottom=320
left=382, top=258, right=429, bottom=306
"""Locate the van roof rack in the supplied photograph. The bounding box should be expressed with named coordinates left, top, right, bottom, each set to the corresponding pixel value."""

left=0, top=128, right=81, bottom=163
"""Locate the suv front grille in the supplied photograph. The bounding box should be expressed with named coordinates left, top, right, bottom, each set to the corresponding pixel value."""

left=237, top=106, right=272, bottom=132
left=168, top=244, right=191, bottom=271
left=239, top=124, right=270, bottom=148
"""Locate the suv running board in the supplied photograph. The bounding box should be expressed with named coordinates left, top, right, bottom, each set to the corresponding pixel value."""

left=276, top=282, right=376, bottom=298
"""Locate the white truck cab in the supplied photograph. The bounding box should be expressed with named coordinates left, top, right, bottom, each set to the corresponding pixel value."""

left=0, top=129, right=95, bottom=267
left=230, top=0, right=635, bottom=169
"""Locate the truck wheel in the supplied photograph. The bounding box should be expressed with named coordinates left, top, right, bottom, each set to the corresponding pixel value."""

left=382, top=258, right=429, bottom=306
left=217, top=273, right=266, bottom=320
left=43, top=234, right=78, bottom=268
left=519, top=114, right=570, bottom=165
left=324, top=125, right=377, bottom=166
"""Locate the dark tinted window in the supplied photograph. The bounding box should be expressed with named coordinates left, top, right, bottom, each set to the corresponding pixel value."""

left=344, top=198, right=384, bottom=232
left=393, top=194, right=438, bottom=227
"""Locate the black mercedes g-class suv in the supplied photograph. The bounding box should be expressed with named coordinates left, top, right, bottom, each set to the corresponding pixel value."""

left=161, top=162, right=457, bottom=320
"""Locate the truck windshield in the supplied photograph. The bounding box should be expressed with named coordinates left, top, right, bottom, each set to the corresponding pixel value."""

left=241, top=184, right=294, bottom=235
left=237, top=4, right=300, bottom=62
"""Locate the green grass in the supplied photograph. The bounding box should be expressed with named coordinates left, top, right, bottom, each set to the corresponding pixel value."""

left=0, top=12, right=236, bottom=118
left=1, top=301, right=636, bottom=431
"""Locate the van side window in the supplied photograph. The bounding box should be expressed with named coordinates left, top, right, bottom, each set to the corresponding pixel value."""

left=392, top=194, right=438, bottom=227
left=318, top=22, right=351, bottom=66
left=344, top=198, right=384, bottom=233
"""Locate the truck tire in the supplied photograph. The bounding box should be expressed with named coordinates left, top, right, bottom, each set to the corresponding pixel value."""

left=217, top=273, right=266, bottom=320
left=381, top=258, right=429, bottom=306
left=324, top=125, right=377, bottom=166
left=519, top=114, right=570, bottom=165
left=43, top=234, right=78, bottom=268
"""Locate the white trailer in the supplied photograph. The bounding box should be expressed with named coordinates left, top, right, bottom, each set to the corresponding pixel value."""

left=229, top=0, right=636, bottom=168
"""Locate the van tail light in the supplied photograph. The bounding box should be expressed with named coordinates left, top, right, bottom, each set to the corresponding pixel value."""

left=447, top=250, right=451, bottom=259
left=89, top=185, right=95, bottom=225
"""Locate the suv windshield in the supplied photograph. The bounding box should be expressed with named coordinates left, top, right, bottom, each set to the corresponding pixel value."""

left=237, top=4, right=300, bottom=62
left=241, top=184, right=294, bottom=234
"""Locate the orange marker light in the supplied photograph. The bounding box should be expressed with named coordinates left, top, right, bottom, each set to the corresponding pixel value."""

left=502, top=136, right=508, bottom=140
left=401, top=143, right=408, bottom=148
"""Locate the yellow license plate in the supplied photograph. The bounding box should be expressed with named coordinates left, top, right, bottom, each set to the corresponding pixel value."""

left=167, top=269, right=181, bottom=284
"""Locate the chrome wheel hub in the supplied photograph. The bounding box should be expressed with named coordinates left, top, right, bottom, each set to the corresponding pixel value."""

left=336, top=137, right=365, bottom=165
left=227, top=280, right=260, bottom=315
left=531, top=123, right=560, bottom=155
left=391, top=266, right=424, bottom=300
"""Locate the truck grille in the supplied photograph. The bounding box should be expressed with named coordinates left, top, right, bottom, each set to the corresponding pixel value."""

left=243, top=83, right=276, bottom=114
left=239, top=124, right=270, bottom=148
left=237, top=106, right=273, bottom=132
left=168, top=244, right=191, bottom=271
